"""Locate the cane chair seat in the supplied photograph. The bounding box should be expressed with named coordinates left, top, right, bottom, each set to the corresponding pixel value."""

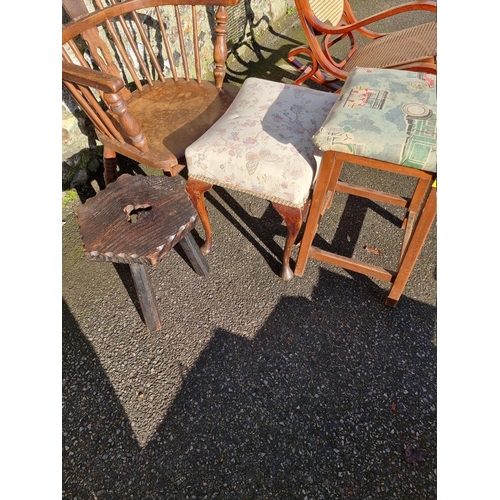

left=343, top=22, right=437, bottom=72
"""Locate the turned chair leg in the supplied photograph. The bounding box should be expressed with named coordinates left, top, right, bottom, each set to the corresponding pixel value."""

left=103, top=146, right=118, bottom=186
left=186, top=178, right=214, bottom=255
left=272, top=202, right=305, bottom=281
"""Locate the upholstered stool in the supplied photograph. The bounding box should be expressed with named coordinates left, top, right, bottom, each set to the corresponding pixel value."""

left=75, top=174, right=209, bottom=330
left=294, top=67, right=437, bottom=306
left=185, top=77, right=338, bottom=280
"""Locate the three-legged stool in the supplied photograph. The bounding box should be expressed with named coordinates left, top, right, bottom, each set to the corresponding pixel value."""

left=295, top=67, right=437, bottom=307
left=75, top=173, right=209, bottom=330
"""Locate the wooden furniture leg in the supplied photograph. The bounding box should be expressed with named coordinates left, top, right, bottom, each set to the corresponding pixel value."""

left=186, top=178, right=214, bottom=255
left=401, top=177, right=431, bottom=229
left=103, top=146, right=118, bottom=186
left=130, top=262, right=162, bottom=331
left=398, top=177, right=433, bottom=266
left=272, top=201, right=305, bottom=281
left=179, top=232, right=210, bottom=277
left=295, top=151, right=339, bottom=276
left=385, top=186, right=437, bottom=307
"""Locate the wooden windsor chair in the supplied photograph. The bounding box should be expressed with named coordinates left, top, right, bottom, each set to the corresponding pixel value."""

left=62, top=0, right=241, bottom=184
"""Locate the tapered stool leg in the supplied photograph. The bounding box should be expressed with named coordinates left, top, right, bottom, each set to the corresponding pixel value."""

left=295, top=151, right=339, bottom=276
left=179, top=233, right=210, bottom=276
left=130, top=263, right=162, bottom=331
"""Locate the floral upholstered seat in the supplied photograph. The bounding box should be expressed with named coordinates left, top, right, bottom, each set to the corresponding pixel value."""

left=186, top=77, right=339, bottom=207
left=185, top=77, right=338, bottom=280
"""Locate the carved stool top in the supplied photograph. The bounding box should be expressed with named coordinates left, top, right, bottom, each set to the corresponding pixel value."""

left=75, top=174, right=198, bottom=266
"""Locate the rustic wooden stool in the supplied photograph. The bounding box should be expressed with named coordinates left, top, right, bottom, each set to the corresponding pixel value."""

left=295, top=67, right=437, bottom=307
left=75, top=174, right=209, bottom=330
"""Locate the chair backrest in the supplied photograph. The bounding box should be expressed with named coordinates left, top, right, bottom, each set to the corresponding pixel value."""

left=62, top=0, right=238, bottom=146
left=292, top=0, right=350, bottom=83
left=308, top=0, right=344, bottom=26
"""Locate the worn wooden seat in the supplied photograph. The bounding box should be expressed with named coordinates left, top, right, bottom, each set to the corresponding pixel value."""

left=75, top=174, right=209, bottom=330
left=62, top=0, right=240, bottom=184
left=288, top=0, right=437, bottom=91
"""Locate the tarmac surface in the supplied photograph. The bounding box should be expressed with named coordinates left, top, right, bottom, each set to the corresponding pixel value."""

left=62, top=2, right=437, bottom=498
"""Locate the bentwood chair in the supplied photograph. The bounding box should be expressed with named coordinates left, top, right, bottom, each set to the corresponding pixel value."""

left=288, top=0, right=437, bottom=91
left=62, top=0, right=241, bottom=184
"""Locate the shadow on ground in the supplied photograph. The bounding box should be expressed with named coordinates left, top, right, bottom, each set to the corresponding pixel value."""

left=63, top=265, right=436, bottom=499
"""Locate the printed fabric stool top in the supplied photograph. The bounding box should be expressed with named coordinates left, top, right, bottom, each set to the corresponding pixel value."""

left=312, top=67, right=437, bottom=173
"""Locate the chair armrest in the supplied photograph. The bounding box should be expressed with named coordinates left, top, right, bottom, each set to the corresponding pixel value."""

left=62, top=61, right=124, bottom=94
left=62, top=61, right=148, bottom=153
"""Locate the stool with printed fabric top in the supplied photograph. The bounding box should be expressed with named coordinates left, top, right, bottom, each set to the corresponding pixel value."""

left=295, top=67, right=437, bottom=307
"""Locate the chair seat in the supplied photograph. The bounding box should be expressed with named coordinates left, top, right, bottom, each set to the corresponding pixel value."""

left=101, top=80, right=239, bottom=172
left=185, top=77, right=338, bottom=208
left=312, top=67, right=437, bottom=172
left=344, top=22, right=437, bottom=71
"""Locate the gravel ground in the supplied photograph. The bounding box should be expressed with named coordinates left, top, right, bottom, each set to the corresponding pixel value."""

left=63, top=181, right=436, bottom=499
left=62, top=3, right=437, bottom=499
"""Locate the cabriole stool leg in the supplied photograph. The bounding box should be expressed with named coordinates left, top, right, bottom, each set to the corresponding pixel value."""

left=186, top=178, right=214, bottom=255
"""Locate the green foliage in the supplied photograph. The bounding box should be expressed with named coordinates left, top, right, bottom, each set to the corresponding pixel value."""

left=62, top=189, right=78, bottom=209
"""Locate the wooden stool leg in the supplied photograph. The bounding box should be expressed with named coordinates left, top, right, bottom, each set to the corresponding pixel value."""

left=399, top=177, right=433, bottom=266
left=295, top=151, right=340, bottom=276
left=129, top=263, right=161, bottom=331
left=401, top=177, right=432, bottom=229
left=179, top=232, right=210, bottom=276
left=271, top=202, right=305, bottom=281
left=385, top=187, right=437, bottom=307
